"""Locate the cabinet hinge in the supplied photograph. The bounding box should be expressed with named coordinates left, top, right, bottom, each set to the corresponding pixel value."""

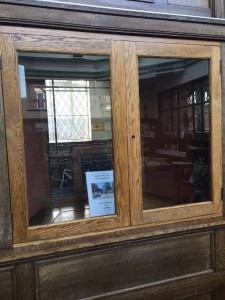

left=0, top=58, right=2, bottom=70
left=221, top=187, right=224, bottom=201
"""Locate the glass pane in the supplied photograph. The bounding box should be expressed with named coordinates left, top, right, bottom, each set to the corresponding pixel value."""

left=172, top=90, right=178, bottom=108
left=204, top=102, right=210, bottom=131
left=180, top=106, right=193, bottom=133
left=203, top=78, right=209, bottom=102
left=138, top=58, right=210, bottom=210
left=172, top=109, right=179, bottom=134
left=18, top=53, right=115, bottom=226
left=193, top=81, right=201, bottom=104
left=194, top=105, right=202, bottom=132
left=160, top=92, right=171, bottom=110
left=161, top=110, right=172, bottom=132
left=179, top=84, right=193, bottom=106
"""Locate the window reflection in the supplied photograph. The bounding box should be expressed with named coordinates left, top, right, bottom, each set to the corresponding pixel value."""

left=139, top=58, right=210, bottom=210
left=18, top=53, right=115, bottom=226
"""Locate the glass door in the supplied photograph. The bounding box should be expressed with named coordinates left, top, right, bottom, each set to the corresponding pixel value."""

left=127, top=40, right=222, bottom=225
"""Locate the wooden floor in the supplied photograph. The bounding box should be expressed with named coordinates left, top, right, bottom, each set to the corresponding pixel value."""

left=29, top=203, right=90, bottom=226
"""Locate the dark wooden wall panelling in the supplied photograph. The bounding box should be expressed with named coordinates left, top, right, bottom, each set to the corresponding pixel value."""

left=35, top=233, right=212, bottom=300
left=0, top=267, right=14, bottom=300
left=0, top=2, right=223, bottom=42
left=14, top=263, right=36, bottom=300
left=0, top=0, right=212, bottom=17
left=100, top=271, right=225, bottom=299
left=212, top=0, right=224, bottom=18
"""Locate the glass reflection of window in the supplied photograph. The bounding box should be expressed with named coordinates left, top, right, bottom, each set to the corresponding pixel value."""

left=138, top=58, right=210, bottom=210
left=18, top=52, right=113, bottom=227
left=159, top=77, right=209, bottom=137
left=46, top=80, right=92, bottom=143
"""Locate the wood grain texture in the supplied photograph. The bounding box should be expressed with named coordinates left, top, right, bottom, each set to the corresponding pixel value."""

left=35, top=233, right=212, bottom=300
left=212, top=0, right=224, bottom=18
left=167, top=0, right=209, bottom=8
left=0, top=33, right=28, bottom=243
left=111, top=41, right=130, bottom=227
left=13, top=34, right=111, bottom=55
left=0, top=216, right=224, bottom=264
left=27, top=216, right=119, bottom=242
left=124, top=42, right=142, bottom=226
left=220, top=43, right=225, bottom=215
left=215, top=229, right=225, bottom=271
left=210, top=46, right=222, bottom=214
left=0, top=267, right=14, bottom=300
left=136, top=42, right=213, bottom=59
left=0, top=1, right=212, bottom=28
left=100, top=271, right=225, bottom=300
left=142, top=203, right=222, bottom=225
left=0, top=2, right=214, bottom=44
left=15, top=263, right=35, bottom=300
left=0, top=52, right=12, bottom=249
left=3, top=26, right=218, bottom=47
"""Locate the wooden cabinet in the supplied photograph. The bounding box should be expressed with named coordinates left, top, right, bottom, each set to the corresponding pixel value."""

left=0, top=1, right=225, bottom=300
left=0, top=30, right=222, bottom=244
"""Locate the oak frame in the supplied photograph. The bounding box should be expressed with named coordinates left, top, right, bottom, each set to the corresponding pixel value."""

left=127, top=40, right=222, bottom=226
left=0, top=27, right=222, bottom=244
left=1, top=32, right=131, bottom=243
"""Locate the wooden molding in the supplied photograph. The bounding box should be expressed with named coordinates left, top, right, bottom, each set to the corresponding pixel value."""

left=212, top=0, right=224, bottom=18
left=0, top=46, right=13, bottom=249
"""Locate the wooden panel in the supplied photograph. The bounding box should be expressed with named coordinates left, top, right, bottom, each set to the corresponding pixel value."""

left=15, top=263, right=35, bottom=300
left=210, top=45, right=222, bottom=214
left=0, top=1, right=212, bottom=22
left=0, top=51, right=12, bottom=249
left=0, top=267, right=14, bottom=300
left=111, top=41, right=130, bottom=227
left=35, top=233, right=212, bottom=300
left=221, top=43, right=225, bottom=214
left=0, top=33, right=28, bottom=243
left=168, top=0, right=209, bottom=8
left=215, top=229, right=225, bottom=270
left=136, top=42, right=213, bottom=59
left=0, top=26, right=218, bottom=47
left=27, top=216, right=119, bottom=242
left=100, top=271, right=225, bottom=300
left=177, top=291, right=213, bottom=300
left=13, top=34, right=111, bottom=55
left=124, top=42, right=142, bottom=225
left=212, top=0, right=224, bottom=18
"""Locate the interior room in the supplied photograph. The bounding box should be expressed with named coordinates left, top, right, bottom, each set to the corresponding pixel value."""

left=139, top=57, right=210, bottom=210
left=18, top=53, right=210, bottom=226
left=19, top=52, right=113, bottom=226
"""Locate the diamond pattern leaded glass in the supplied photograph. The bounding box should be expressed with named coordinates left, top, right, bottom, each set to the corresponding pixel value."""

left=45, top=80, right=91, bottom=143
